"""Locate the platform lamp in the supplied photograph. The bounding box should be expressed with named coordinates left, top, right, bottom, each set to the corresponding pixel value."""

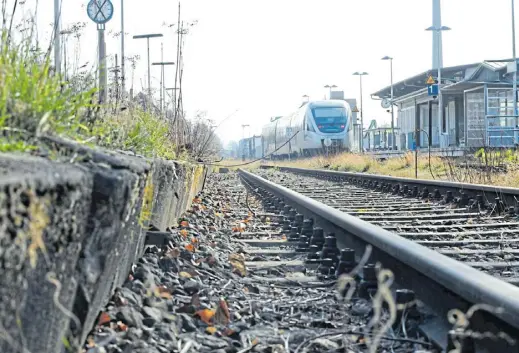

left=353, top=72, right=368, bottom=153
left=381, top=56, right=396, bottom=150
left=324, top=84, right=337, bottom=99
left=133, top=33, right=163, bottom=104
left=152, top=61, right=175, bottom=114
left=513, top=0, right=518, bottom=117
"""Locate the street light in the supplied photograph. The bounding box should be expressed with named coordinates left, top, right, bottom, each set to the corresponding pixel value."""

left=381, top=56, right=396, bottom=150
left=60, top=30, right=73, bottom=80
left=324, top=84, right=337, bottom=99
left=353, top=72, right=368, bottom=153
left=512, top=0, right=518, bottom=116
left=152, top=61, right=175, bottom=114
left=426, top=25, right=451, bottom=147
left=120, top=0, right=126, bottom=96
left=133, top=33, right=163, bottom=104
left=53, top=0, right=61, bottom=74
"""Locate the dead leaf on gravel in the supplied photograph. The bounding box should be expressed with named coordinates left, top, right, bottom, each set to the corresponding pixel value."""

left=205, top=326, right=217, bottom=335
left=156, top=285, right=173, bottom=299
left=229, top=253, right=247, bottom=277
left=196, top=308, right=215, bottom=325
left=117, top=321, right=128, bottom=332
left=97, top=312, right=111, bottom=326
left=229, top=253, right=245, bottom=262
left=214, top=298, right=231, bottom=325
left=179, top=271, right=192, bottom=279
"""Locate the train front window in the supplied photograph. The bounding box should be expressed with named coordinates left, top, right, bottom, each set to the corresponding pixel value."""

left=311, top=107, right=347, bottom=132
left=312, top=107, right=346, bottom=124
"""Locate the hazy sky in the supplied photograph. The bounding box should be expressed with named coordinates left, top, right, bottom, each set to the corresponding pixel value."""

left=21, top=0, right=519, bottom=143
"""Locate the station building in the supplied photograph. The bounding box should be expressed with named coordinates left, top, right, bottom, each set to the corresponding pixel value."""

left=371, top=60, right=518, bottom=152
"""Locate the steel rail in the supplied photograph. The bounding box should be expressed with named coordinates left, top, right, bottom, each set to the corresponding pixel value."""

left=239, top=168, right=519, bottom=347
left=265, top=166, right=519, bottom=207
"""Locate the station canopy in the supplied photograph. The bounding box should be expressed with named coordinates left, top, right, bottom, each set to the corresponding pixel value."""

left=371, top=60, right=513, bottom=102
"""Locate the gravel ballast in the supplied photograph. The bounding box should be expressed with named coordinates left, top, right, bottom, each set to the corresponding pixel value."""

left=83, top=172, right=433, bottom=353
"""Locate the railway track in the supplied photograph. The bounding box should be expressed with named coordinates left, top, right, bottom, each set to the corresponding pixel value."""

left=237, top=167, right=519, bottom=353
left=257, top=168, right=519, bottom=283
left=219, top=174, right=437, bottom=352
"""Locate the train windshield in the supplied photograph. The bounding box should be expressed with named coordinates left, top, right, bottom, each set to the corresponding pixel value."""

left=312, top=107, right=347, bottom=124
left=311, top=107, right=347, bottom=133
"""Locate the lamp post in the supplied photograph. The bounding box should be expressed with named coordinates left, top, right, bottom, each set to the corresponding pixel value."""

left=120, top=0, right=126, bottom=96
left=513, top=0, right=518, bottom=117
left=426, top=25, right=450, bottom=147
left=53, top=0, right=61, bottom=74
left=133, top=33, right=163, bottom=105
left=152, top=60, right=175, bottom=115
left=324, top=84, right=337, bottom=99
left=60, top=30, right=73, bottom=80
left=381, top=56, right=396, bottom=150
left=353, top=72, right=368, bottom=153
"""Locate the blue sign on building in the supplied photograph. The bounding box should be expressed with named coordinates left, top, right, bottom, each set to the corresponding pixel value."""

left=427, top=84, right=439, bottom=96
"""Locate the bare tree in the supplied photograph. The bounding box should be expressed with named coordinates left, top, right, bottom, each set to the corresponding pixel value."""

left=180, top=111, right=223, bottom=160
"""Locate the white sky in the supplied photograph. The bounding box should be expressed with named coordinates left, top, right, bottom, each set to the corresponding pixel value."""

left=16, top=0, right=519, bottom=144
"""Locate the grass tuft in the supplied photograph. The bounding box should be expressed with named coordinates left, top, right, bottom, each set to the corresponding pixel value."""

left=0, top=29, right=178, bottom=159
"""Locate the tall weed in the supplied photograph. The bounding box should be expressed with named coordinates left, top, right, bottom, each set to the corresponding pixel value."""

left=0, top=32, right=96, bottom=150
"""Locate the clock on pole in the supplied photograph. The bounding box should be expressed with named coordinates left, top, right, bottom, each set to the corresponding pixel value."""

left=87, top=0, right=114, bottom=104
left=87, top=0, right=114, bottom=25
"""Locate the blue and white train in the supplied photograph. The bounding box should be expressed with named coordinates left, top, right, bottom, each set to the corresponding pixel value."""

left=261, top=100, right=354, bottom=158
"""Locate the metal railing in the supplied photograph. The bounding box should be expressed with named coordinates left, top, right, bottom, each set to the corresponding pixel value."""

left=486, top=115, right=519, bottom=147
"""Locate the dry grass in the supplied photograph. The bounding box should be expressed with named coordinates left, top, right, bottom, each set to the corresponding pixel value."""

left=257, top=151, right=519, bottom=188
left=214, top=159, right=263, bottom=171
